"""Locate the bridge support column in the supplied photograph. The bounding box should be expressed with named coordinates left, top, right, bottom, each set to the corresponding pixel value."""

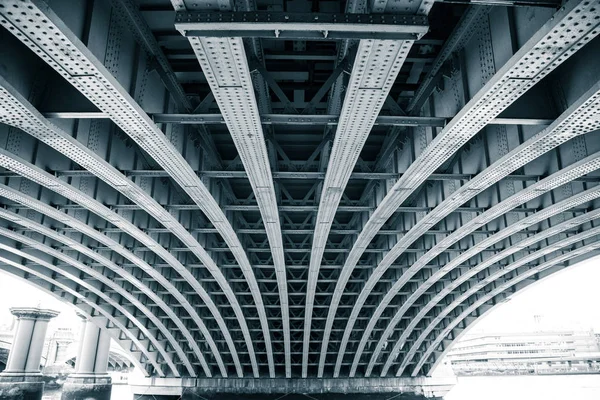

left=0, top=307, right=59, bottom=400
left=130, top=377, right=456, bottom=399
left=61, top=319, right=112, bottom=400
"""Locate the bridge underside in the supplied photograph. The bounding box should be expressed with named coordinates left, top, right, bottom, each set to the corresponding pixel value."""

left=0, top=0, right=599, bottom=394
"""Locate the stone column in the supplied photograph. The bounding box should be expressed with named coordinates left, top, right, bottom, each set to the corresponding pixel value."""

left=61, top=318, right=112, bottom=400
left=0, top=307, right=59, bottom=400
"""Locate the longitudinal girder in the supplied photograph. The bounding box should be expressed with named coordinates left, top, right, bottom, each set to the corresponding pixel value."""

left=0, top=0, right=599, bottom=380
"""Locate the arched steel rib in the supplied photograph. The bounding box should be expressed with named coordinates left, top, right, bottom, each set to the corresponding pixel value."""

left=183, top=35, right=285, bottom=378
left=369, top=152, right=600, bottom=377
left=350, top=81, right=600, bottom=376
left=0, top=243, right=172, bottom=375
left=0, top=177, right=231, bottom=376
left=0, top=0, right=265, bottom=375
left=0, top=205, right=211, bottom=376
left=325, top=0, right=600, bottom=377
left=304, top=37, right=415, bottom=377
left=409, top=239, right=600, bottom=377
left=0, top=77, right=242, bottom=375
left=172, top=0, right=284, bottom=376
left=310, top=0, right=434, bottom=376
left=0, top=261, right=157, bottom=376
left=394, top=208, right=600, bottom=376
left=0, top=229, right=184, bottom=376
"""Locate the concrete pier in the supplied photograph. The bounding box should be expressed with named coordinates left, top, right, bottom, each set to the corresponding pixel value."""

left=0, top=307, right=59, bottom=400
left=61, top=318, right=112, bottom=400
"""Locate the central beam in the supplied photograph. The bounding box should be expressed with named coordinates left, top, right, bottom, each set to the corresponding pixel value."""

left=175, top=12, right=429, bottom=40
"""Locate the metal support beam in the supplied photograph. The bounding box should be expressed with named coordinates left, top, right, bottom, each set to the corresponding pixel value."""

left=353, top=80, right=600, bottom=377
left=174, top=0, right=285, bottom=378
left=321, top=0, right=600, bottom=378
left=175, top=12, right=429, bottom=40
left=0, top=0, right=265, bottom=377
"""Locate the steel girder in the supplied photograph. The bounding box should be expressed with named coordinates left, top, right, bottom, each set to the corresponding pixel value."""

left=395, top=200, right=600, bottom=376
left=0, top=262, right=155, bottom=374
left=175, top=11, right=429, bottom=40
left=307, top=0, right=434, bottom=377
left=173, top=0, right=286, bottom=378
left=324, top=0, right=600, bottom=378
left=354, top=80, right=600, bottom=377
left=0, top=231, right=185, bottom=375
left=0, top=200, right=215, bottom=376
left=41, top=112, right=551, bottom=127
left=0, top=79, right=242, bottom=376
left=379, top=183, right=600, bottom=375
left=409, top=238, right=600, bottom=376
left=0, top=0, right=263, bottom=377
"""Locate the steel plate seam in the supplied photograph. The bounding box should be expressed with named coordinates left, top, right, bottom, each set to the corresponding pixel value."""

left=353, top=81, right=600, bottom=376
left=0, top=261, right=155, bottom=376
left=328, top=0, right=600, bottom=377
left=0, top=0, right=262, bottom=376
left=0, top=76, right=240, bottom=376
left=409, top=237, right=600, bottom=376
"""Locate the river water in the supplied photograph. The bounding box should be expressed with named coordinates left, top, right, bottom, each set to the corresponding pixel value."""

left=445, top=374, right=600, bottom=400
left=41, top=374, right=600, bottom=399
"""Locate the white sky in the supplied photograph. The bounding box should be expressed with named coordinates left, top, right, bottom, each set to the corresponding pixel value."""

left=0, top=255, right=599, bottom=336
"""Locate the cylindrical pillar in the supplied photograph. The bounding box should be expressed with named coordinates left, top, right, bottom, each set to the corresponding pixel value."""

left=61, top=318, right=112, bottom=400
left=0, top=307, right=59, bottom=400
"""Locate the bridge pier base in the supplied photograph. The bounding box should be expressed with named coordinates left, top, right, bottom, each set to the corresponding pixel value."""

left=61, top=318, right=112, bottom=400
left=0, top=307, right=59, bottom=400
left=130, top=376, right=456, bottom=400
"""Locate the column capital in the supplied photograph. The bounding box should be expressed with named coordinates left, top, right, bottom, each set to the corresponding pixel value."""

left=10, top=307, right=60, bottom=321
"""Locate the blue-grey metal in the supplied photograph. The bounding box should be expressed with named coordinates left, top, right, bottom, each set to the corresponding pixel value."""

left=382, top=164, right=600, bottom=376
left=328, top=0, right=600, bottom=378
left=0, top=0, right=599, bottom=381
left=358, top=80, right=600, bottom=377
left=175, top=11, right=429, bottom=40
left=0, top=77, right=240, bottom=376
left=411, top=236, right=600, bottom=376
left=310, top=0, right=434, bottom=378
left=0, top=263, right=154, bottom=375
left=173, top=0, right=286, bottom=378
left=0, top=0, right=260, bottom=377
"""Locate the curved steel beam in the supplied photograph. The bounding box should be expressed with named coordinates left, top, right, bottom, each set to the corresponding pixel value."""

left=308, top=37, right=415, bottom=377
left=0, top=262, right=156, bottom=375
left=409, top=240, right=600, bottom=376
left=351, top=80, right=600, bottom=375
left=0, top=230, right=184, bottom=376
left=0, top=205, right=210, bottom=376
left=0, top=0, right=265, bottom=375
left=0, top=173, right=231, bottom=375
left=371, top=155, right=600, bottom=376
left=0, top=252, right=166, bottom=375
left=173, top=0, right=282, bottom=376
left=182, top=35, right=286, bottom=379
left=326, top=0, right=600, bottom=377
left=312, top=0, right=436, bottom=376
left=0, top=79, right=241, bottom=375
left=395, top=212, right=600, bottom=376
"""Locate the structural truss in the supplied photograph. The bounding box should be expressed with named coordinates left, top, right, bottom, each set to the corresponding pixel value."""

left=0, top=0, right=599, bottom=380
